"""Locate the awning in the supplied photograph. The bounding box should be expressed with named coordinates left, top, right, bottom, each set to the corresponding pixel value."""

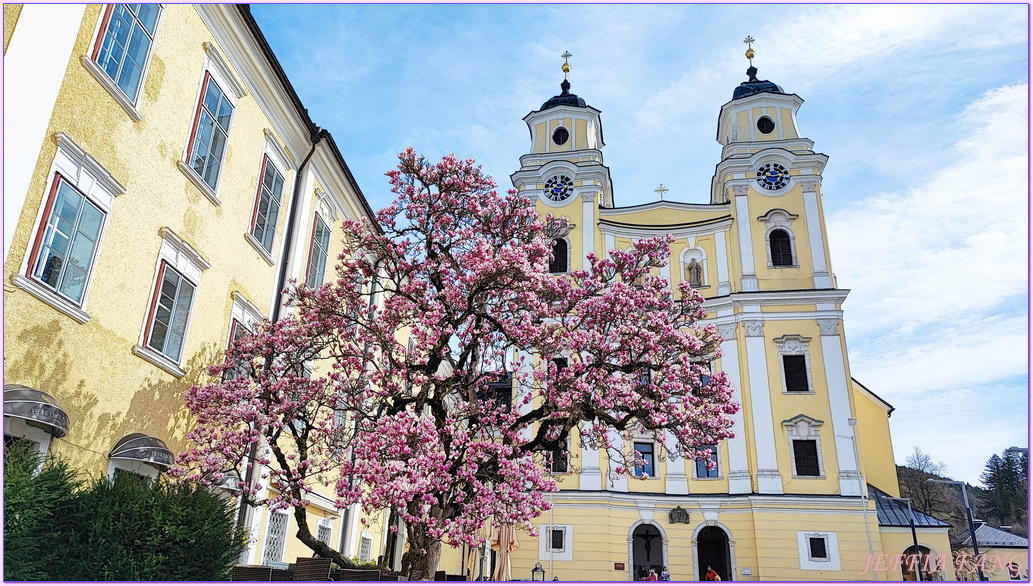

left=108, top=433, right=175, bottom=469
left=4, top=384, right=70, bottom=438
left=203, top=469, right=241, bottom=492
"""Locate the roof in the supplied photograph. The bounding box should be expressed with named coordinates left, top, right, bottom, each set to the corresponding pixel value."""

left=234, top=5, right=379, bottom=228
left=852, top=377, right=895, bottom=416
left=963, top=524, right=1030, bottom=548
left=540, top=79, right=589, bottom=111
left=870, top=484, right=952, bottom=528
left=732, top=65, right=785, bottom=100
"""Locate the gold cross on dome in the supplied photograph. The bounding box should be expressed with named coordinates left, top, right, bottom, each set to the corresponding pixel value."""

left=744, top=36, right=756, bottom=66
left=654, top=184, right=669, bottom=200
left=561, top=51, right=572, bottom=79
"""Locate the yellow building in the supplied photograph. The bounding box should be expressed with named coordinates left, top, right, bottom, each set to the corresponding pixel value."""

left=2, top=3, right=386, bottom=570
left=427, top=55, right=958, bottom=581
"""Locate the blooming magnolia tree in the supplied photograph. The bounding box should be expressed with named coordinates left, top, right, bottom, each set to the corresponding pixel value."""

left=176, top=149, right=739, bottom=577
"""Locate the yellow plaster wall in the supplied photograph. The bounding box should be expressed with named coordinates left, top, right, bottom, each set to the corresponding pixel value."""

left=574, top=119, right=587, bottom=151
left=2, top=5, right=288, bottom=476
left=852, top=382, right=899, bottom=496
left=3, top=3, right=22, bottom=54
left=780, top=108, right=798, bottom=139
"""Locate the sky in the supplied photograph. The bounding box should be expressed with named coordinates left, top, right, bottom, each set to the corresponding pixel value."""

left=251, top=3, right=1029, bottom=486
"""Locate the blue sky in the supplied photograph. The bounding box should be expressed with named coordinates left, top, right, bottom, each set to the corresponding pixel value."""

left=251, top=4, right=1029, bottom=485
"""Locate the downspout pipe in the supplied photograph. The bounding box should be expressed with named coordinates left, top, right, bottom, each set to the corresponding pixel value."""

left=236, top=125, right=324, bottom=534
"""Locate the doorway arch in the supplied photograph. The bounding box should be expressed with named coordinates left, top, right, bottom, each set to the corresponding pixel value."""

left=691, top=522, right=735, bottom=581
left=627, top=520, right=668, bottom=581
left=901, top=544, right=944, bottom=581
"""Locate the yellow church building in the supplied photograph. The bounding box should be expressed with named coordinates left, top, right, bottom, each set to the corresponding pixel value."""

left=429, top=51, right=957, bottom=581
left=2, top=3, right=388, bottom=571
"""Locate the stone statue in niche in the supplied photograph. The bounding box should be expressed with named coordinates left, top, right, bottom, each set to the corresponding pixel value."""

left=685, top=258, right=703, bottom=288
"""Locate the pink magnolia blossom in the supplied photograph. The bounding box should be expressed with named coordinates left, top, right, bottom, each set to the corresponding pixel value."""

left=175, top=149, right=738, bottom=576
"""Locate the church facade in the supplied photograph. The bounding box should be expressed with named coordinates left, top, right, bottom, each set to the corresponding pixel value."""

left=437, top=51, right=956, bottom=582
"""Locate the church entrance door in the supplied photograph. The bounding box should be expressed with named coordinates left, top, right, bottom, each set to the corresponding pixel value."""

left=631, top=524, right=664, bottom=579
left=696, top=526, right=731, bottom=581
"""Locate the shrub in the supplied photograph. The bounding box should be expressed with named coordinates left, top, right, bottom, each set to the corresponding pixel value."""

left=3, top=440, right=79, bottom=581
left=4, top=442, right=245, bottom=581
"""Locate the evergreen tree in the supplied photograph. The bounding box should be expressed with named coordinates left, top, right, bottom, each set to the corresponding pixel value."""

left=977, top=450, right=1023, bottom=526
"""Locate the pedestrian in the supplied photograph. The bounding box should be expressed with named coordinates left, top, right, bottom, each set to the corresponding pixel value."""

left=705, top=566, right=721, bottom=581
left=648, top=569, right=659, bottom=581
left=660, top=566, right=670, bottom=581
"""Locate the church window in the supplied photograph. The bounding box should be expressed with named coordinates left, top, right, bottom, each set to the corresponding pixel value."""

left=552, top=126, right=570, bottom=146
left=550, top=446, right=568, bottom=474
left=549, top=527, right=565, bottom=552
left=756, top=116, right=775, bottom=135
left=91, top=4, right=162, bottom=105
left=775, top=335, right=813, bottom=394
left=769, top=229, right=793, bottom=266
left=793, top=440, right=820, bottom=477
left=807, top=535, right=830, bottom=561
left=695, top=445, right=719, bottom=478
left=549, top=238, right=569, bottom=273
left=633, top=442, right=655, bottom=477
left=782, top=355, right=809, bottom=392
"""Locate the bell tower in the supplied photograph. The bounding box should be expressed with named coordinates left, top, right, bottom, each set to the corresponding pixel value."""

left=510, top=52, right=614, bottom=212
left=710, top=37, right=833, bottom=291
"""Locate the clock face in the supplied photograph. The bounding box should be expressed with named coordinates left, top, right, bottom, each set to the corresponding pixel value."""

left=544, top=174, right=574, bottom=202
left=756, top=162, right=790, bottom=191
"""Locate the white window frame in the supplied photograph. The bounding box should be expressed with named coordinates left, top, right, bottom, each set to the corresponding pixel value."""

left=15, top=133, right=124, bottom=324
left=305, top=212, right=333, bottom=288
left=132, top=227, right=209, bottom=378
left=178, top=42, right=247, bottom=206
left=262, top=510, right=290, bottom=567
left=3, top=417, right=53, bottom=460
left=758, top=209, right=800, bottom=268
left=632, top=440, right=657, bottom=479
left=774, top=334, right=815, bottom=394
left=245, top=130, right=294, bottom=265
left=107, top=457, right=160, bottom=483
left=784, top=415, right=826, bottom=479
left=359, top=531, right=374, bottom=561
left=316, top=517, right=334, bottom=545
left=693, top=444, right=722, bottom=480
left=796, top=531, right=840, bottom=571
left=81, top=3, right=165, bottom=121
left=538, top=524, right=574, bottom=561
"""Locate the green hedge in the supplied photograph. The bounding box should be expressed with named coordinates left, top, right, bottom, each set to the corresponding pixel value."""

left=4, top=441, right=245, bottom=581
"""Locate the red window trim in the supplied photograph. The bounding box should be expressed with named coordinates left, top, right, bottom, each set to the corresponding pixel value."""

left=142, top=260, right=197, bottom=357
left=25, top=172, right=69, bottom=279
left=90, top=4, right=116, bottom=61
left=185, top=71, right=212, bottom=166
left=249, top=154, right=270, bottom=231
left=227, top=317, right=245, bottom=349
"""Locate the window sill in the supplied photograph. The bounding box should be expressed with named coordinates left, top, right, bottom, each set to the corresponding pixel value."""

left=13, top=274, right=91, bottom=324
left=783, top=390, right=815, bottom=395
left=244, top=232, right=275, bottom=266
left=692, top=475, right=724, bottom=481
left=178, top=161, right=222, bottom=206
left=132, top=344, right=186, bottom=378
left=80, top=56, right=143, bottom=122
left=791, top=474, right=827, bottom=480
left=768, top=264, right=800, bottom=269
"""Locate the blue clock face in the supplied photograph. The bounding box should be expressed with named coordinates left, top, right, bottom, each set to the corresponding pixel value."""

left=756, top=163, right=789, bottom=190
left=544, top=175, right=573, bottom=202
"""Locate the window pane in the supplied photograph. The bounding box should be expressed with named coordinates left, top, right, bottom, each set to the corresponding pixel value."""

left=551, top=529, right=564, bottom=551
left=135, top=3, right=159, bottom=34
left=794, top=440, right=820, bottom=476
left=31, top=181, right=106, bottom=305
left=783, top=355, right=808, bottom=392
left=58, top=264, right=87, bottom=302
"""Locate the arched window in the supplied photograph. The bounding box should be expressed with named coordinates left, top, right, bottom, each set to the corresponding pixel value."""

left=769, top=229, right=794, bottom=266
left=549, top=239, right=569, bottom=273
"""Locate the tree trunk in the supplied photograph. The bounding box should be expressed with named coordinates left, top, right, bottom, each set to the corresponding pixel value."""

left=291, top=504, right=360, bottom=569
left=406, top=530, right=442, bottom=581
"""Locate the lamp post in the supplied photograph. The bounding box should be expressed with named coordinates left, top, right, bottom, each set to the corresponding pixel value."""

left=927, top=478, right=986, bottom=581
left=532, top=562, right=546, bottom=581
left=837, top=425, right=877, bottom=580
left=885, top=496, right=923, bottom=581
